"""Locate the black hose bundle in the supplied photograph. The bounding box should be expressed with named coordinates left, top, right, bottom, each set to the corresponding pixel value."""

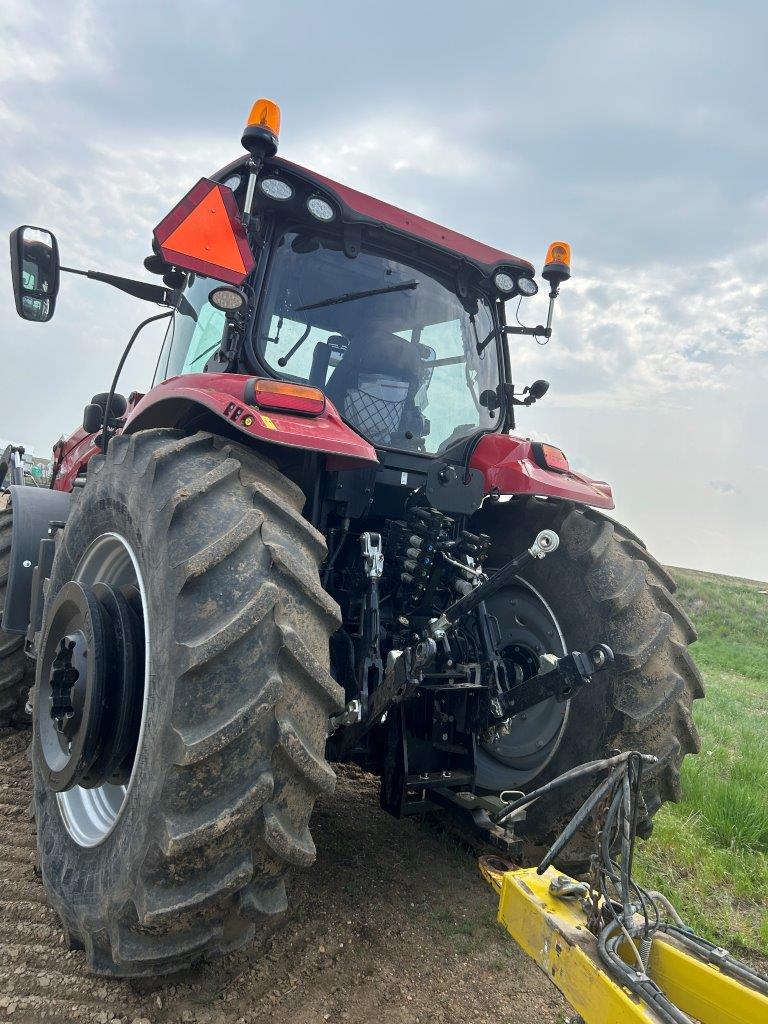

left=523, top=750, right=768, bottom=1024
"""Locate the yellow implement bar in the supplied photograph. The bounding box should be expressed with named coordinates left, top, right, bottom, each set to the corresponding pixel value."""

left=484, top=864, right=768, bottom=1024
left=648, top=932, right=767, bottom=1024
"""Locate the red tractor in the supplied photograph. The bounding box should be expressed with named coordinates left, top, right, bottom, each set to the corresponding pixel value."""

left=2, top=99, right=702, bottom=977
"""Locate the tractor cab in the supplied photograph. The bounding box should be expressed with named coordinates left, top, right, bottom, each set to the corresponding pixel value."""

left=151, top=122, right=557, bottom=464
left=158, top=213, right=504, bottom=456
left=141, top=97, right=572, bottom=470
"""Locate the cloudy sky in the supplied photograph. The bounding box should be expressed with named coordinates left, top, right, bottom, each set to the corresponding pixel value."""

left=1, top=1, right=766, bottom=578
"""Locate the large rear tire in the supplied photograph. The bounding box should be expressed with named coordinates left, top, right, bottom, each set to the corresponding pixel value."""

left=0, top=506, right=32, bottom=725
left=474, top=497, right=704, bottom=864
left=32, top=430, right=343, bottom=976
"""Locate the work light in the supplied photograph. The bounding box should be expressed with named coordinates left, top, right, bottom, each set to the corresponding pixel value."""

left=307, top=196, right=335, bottom=221
left=259, top=178, right=294, bottom=201
left=517, top=276, right=538, bottom=296
left=493, top=271, right=517, bottom=294
left=209, top=286, right=248, bottom=314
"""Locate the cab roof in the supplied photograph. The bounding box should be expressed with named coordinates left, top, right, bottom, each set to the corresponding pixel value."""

left=214, top=155, right=534, bottom=279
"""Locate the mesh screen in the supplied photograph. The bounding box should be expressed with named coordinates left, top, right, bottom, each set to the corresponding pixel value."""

left=343, top=385, right=406, bottom=445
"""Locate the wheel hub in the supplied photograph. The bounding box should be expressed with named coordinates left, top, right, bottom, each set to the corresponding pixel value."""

left=475, top=579, right=568, bottom=789
left=38, top=578, right=144, bottom=794
left=501, top=642, right=540, bottom=685
left=49, top=634, right=82, bottom=737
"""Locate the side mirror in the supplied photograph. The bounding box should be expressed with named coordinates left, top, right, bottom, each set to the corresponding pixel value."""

left=9, top=226, right=60, bottom=322
left=525, top=379, right=550, bottom=404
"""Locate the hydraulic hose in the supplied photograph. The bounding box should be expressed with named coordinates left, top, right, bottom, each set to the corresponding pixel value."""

left=493, top=750, right=656, bottom=826
left=599, top=923, right=695, bottom=1024
left=536, top=765, right=623, bottom=874
left=523, top=749, right=765, bottom=1023
left=101, top=308, right=175, bottom=455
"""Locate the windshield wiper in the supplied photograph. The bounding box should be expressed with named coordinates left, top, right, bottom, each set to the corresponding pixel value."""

left=188, top=340, right=222, bottom=368
left=295, top=279, right=418, bottom=312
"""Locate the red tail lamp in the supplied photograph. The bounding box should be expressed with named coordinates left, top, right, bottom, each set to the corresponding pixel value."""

left=532, top=442, right=570, bottom=473
left=244, top=377, right=326, bottom=416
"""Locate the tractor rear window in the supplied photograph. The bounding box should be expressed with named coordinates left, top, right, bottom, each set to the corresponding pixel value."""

left=256, top=231, right=501, bottom=454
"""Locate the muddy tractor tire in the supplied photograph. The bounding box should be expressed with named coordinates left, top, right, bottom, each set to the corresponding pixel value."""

left=0, top=506, right=32, bottom=725
left=474, top=496, right=704, bottom=865
left=32, top=430, right=343, bottom=976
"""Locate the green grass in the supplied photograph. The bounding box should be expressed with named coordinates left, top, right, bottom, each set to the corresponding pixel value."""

left=636, top=569, right=768, bottom=958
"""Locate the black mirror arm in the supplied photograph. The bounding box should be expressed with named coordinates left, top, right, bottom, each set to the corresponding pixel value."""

left=60, top=266, right=181, bottom=308
left=476, top=322, right=553, bottom=356
left=503, top=325, right=552, bottom=339
left=478, top=283, right=562, bottom=353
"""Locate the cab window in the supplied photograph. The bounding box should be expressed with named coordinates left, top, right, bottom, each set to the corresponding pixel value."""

left=154, top=273, right=226, bottom=383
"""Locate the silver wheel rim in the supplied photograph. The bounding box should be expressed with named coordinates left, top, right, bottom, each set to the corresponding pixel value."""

left=55, top=532, right=150, bottom=847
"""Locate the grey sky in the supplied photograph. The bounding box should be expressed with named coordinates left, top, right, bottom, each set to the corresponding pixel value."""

left=1, top=1, right=766, bottom=578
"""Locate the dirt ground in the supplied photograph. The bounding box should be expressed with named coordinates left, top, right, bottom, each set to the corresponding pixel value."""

left=0, top=725, right=565, bottom=1024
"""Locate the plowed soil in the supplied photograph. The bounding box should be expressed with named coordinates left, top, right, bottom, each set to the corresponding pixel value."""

left=0, top=725, right=564, bottom=1024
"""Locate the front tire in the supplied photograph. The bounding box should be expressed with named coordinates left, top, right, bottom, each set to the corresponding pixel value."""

left=33, top=430, right=343, bottom=976
left=474, top=497, right=704, bottom=863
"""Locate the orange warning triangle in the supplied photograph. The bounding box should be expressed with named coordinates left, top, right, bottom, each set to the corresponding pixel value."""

left=154, top=179, right=255, bottom=285
left=163, top=184, right=244, bottom=274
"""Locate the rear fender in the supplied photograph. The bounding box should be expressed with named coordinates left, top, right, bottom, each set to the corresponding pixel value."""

left=470, top=434, right=614, bottom=510
left=50, top=372, right=379, bottom=492
left=52, top=427, right=99, bottom=492
left=124, top=373, right=378, bottom=467
left=2, top=485, right=71, bottom=635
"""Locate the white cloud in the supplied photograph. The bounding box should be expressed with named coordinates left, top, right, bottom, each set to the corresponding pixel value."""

left=0, top=0, right=106, bottom=84
left=0, top=133, right=230, bottom=274
left=510, top=241, right=768, bottom=406
left=0, top=98, right=28, bottom=130
left=292, top=115, right=517, bottom=212
left=710, top=480, right=737, bottom=496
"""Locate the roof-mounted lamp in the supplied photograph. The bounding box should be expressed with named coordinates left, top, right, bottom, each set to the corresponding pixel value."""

left=542, top=241, right=571, bottom=288
left=540, top=240, right=571, bottom=338
left=241, top=98, right=281, bottom=159
left=241, top=98, right=282, bottom=226
left=501, top=241, right=572, bottom=346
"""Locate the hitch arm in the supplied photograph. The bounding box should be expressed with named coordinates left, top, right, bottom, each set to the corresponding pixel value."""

left=336, top=638, right=437, bottom=749
left=428, top=529, right=559, bottom=637
left=498, top=644, right=614, bottom=717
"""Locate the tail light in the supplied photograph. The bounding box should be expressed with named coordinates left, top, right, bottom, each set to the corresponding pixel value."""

left=532, top=442, right=570, bottom=473
left=244, top=378, right=326, bottom=416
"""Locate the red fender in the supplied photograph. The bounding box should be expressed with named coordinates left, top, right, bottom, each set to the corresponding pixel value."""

left=52, top=427, right=100, bottom=492
left=470, top=434, right=614, bottom=510
left=52, top=373, right=378, bottom=492
left=125, top=373, right=378, bottom=466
